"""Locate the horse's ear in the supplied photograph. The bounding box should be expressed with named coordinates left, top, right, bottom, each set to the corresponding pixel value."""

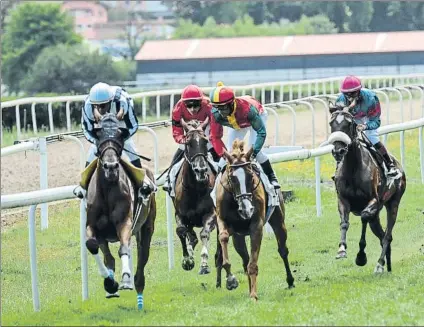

left=181, top=118, right=190, bottom=131
left=198, top=116, right=209, bottom=131
left=245, top=147, right=254, bottom=161
left=223, top=149, right=234, bottom=164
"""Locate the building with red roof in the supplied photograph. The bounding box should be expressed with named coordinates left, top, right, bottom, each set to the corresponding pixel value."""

left=134, top=31, right=424, bottom=88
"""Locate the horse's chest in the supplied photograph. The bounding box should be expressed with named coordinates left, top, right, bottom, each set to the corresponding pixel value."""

left=177, top=194, right=214, bottom=226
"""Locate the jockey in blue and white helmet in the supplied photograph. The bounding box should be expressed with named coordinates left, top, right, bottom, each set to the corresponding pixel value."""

left=78, top=82, right=156, bottom=198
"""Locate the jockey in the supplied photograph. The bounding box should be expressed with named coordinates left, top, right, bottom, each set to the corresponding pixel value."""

left=209, top=81, right=280, bottom=189
left=336, top=75, right=401, bottom=178
left=77, top=82, right=156, bottom=199
left=162, top=84, right=219, bottom=193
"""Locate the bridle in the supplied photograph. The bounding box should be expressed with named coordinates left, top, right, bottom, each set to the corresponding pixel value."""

left=329, top=109, right=358, bottom=154
left=223, top=161, right=260, bottom=202
left=182, top=129, right=209, bottom=164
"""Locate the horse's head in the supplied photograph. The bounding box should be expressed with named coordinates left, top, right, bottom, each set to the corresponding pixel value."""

left=222, top=140, right=256, bottom=220
left=95, top=114, right=128, bottom=183
left=328, top=101, right=357, bottom=162
left=181, top=118, right=210, bottom=183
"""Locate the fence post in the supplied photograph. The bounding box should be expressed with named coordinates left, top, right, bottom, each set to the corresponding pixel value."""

left=29, top=204, right=40, bottom=312
left=39, top=137, right=49, bottom=230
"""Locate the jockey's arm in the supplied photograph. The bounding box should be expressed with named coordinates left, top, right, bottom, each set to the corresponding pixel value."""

left=248, top=106, right=266, bottom=157
left=365, top=95, right=381, bottom=130
left=81, top=101, right=97, bottom=144
left=209, top=111, right=226, bottom=157
left=171, top=102, right=185, bottom=144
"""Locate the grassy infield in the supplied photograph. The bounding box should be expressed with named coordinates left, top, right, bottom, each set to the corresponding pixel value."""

left=1, top=129, right=424, bottom=326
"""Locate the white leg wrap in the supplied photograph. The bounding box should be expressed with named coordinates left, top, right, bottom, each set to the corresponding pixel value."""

left=121, top=255, right=131, bottom=276
left=94, top=254, right=110, bottom=278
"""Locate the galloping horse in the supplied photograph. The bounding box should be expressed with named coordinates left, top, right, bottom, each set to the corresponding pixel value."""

left=328, top=104, right=406, bottom=273
left=84, top=114, right=156, bottom=309
left=214, top=140, right=294, bottom=300
left=172, top=118, right=217, bottom=274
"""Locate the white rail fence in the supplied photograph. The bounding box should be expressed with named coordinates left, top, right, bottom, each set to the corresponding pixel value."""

left=2, top=73, right=424, bottom=144
left=1, top=77, right=424, bottom=312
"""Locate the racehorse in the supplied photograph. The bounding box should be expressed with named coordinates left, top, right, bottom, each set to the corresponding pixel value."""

left=214, top=140, right=294, bottom=300
left=84, top=114, right=156, bottom=309
left=172, top=118, right=217, bottom=274
left=328, top=104, right=406, bottom=273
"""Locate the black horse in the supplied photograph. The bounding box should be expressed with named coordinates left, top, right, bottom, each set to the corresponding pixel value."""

left=328, top=105, right=406, bottom=273
left=85, top=114, right=156, bottom=309
left=172, top=118, right=217, bottom=274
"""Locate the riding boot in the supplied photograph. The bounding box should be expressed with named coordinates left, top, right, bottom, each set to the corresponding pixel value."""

left=163, top=148, right=184, bottom=192
left=75, top=161, right=93, bottom=199
left=260, top=160, right=280, bottom=189
left=208, top=147, right=220, bottom=162
left=374, top=142, right=401, bottom=178
left=131, top=159, right=156, bottom=200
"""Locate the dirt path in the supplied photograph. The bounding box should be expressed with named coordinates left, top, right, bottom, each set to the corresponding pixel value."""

left=1, top=99, right=422, bottom=196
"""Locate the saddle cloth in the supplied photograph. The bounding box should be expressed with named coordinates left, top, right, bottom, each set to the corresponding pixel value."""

left=80, top=157, right=146, bottom=190
left=210, top=162, right=279, bottom=222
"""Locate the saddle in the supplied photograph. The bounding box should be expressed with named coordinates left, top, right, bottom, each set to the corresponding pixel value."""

left=358, top=136, right=385, bottom=171
left=80, top=158, right=146, bottom=190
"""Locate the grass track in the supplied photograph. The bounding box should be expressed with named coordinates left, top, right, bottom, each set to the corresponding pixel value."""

left=1, top=131, right=423, bottom=326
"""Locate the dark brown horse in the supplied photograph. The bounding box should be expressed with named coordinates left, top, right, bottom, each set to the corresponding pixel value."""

left=328, top=105, right=406, bottom=273
left=172, top=118, right=217, bottom=274
left=85, top=114, right=156, bottom=309
left=214, top=140, right=294, bottom=300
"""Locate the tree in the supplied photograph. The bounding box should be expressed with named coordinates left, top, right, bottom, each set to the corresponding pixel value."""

left=346, top=2, right=374, bottom=32
left=1, top=2, right=82, bottom=94
left=22, top=44, right=122, bottom=94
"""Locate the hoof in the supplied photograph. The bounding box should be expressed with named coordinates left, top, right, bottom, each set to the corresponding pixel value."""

left=137, top=294, right=143, bottom=310
left=182, top=257, right=195, bottom=271
left=374, top=263, right=385, bottom=274
left=119, top=273, right=133, bottom=290
left=250, top=295, right=258, bottom=302
left=104, top=276, right=119, bottom=294
left=288, top=283, right=295, bottom=289
left=226, top=275, right=239, bottom=291
left=355, top=252, right=368, bottom=267
left=106, top=291, right=120, bottom=299
left=336, top=250, right=347, bottom=259
left=198, top=265, right=211, bottom=275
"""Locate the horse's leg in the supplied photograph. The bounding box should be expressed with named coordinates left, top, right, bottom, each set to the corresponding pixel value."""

left=367, top=214, right=385, bottom=273
left=336, top=198, right=350, bottom=259
left=373, top=198, right=400, bottom=273
left=134, top=209, right=155, bottom=310
left=268, top=210, right=295, bottom=289
left=232, top=234, right=249, bottom=274
left=355, top=217, right=368, bottom=267
left=99, top=241, right=120, bottom=298
left=176, top=215, right=195, bottom=271
left=116, top=218, right=133, bottom=290
left=247, top=221, right=264, bottom=301
left=214, top=227, right=223, bottom=288
left=198, top=212, right=216, bottom=275
left=217, top=217, right=238, bottom=291
left=355, top=198, right=378, bottom=267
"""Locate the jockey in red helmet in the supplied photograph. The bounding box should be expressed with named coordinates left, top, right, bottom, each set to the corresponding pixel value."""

left=162, top=84, right=219, bottom=193
left=209, top=81, right=280, bottom=189
left=335, top=75, right=401, bottom=179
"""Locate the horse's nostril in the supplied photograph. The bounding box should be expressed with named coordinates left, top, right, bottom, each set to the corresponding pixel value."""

left=103, top=163, right=108, bottom=169
left=114, top=163, right=119, bottom=169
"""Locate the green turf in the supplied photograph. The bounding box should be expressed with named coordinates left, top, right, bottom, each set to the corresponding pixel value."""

left=1, top=130, right=423, bottom=326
